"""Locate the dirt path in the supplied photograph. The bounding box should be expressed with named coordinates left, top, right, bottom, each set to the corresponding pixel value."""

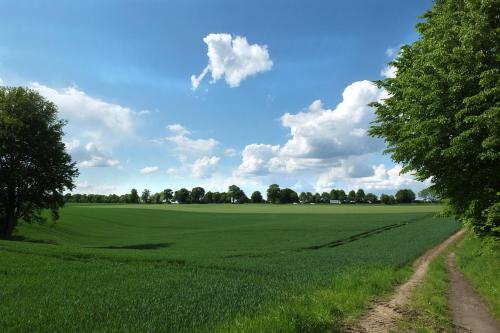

left=447, top=252, right=500, bottom=333
left=350, top=229, right=466, bottom=333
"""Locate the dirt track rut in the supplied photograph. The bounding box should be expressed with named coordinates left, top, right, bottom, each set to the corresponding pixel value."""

left=350, top=229, right=466, bottom=332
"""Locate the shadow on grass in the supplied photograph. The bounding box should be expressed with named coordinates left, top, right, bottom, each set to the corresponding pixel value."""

left=94, top=242, right=173, bottom=250
left=10, top=235, right=58, bottom=245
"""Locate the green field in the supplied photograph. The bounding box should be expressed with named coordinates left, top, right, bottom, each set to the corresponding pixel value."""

left=0, top=204, right=460, bottom=332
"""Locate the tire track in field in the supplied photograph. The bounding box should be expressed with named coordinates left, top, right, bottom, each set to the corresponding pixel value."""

left=300, top=214, right=432, bottom=251
left=300, top=223, right=407, bottom=250
left=349, top=229, right=465, bottom=333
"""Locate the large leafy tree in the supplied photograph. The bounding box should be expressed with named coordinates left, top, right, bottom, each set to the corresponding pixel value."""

left=190, top=187, right=205, bottom=203
left=395, top=189, right=416, bottom=204
left=163, top=188, right=173, bottom=203
left=251, top=191, right=263, bottom=203
left=0, top=87, right=78, bottom=239
left=130, top=188, right=139, bottom=203
left=370, top=0, right=499, bottom=235
left=267, top=184, right=281, bottom=204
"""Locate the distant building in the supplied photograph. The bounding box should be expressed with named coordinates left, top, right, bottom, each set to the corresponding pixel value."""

left=330, top=200, right=341, bottom=204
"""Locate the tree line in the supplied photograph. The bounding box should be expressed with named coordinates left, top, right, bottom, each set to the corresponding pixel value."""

left=65, top=184, right=429, bottom=205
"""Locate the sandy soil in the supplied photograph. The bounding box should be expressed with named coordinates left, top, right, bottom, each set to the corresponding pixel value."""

left=349, top=229, right=466, bottom=333
left=447, top=252, right=500, bottom=333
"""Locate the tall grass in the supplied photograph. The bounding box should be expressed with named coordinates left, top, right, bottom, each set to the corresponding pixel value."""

left=455, top=233, right=500, bottom=319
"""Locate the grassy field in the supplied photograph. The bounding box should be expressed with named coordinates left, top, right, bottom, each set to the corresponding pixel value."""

left=455, top=234, right=500, bottom=320
left=0, top=204, right=460, bottom=332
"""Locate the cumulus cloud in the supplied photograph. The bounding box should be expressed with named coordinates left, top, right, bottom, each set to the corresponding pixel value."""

left=30, top=82, right=139, bottom=168
left=380, top=65, right=397, bottom=78
left=315, top=163, right=425, bottom=193
left=65, top=140, right=120, bottom=168
left=236, top=80, right=387, bottom=176
left=236, top=144, right=280, bottom=176
left=140, top=166, right=160, bottom=174
left=191, top=33, right=273, bottom=90
left=31, top=83, right=134, bottom=138
left=155, top=124, right=221, bottom=178
left=191, top=156, right=220, bottom=178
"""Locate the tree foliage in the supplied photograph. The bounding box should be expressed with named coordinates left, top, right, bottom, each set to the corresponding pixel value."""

left=130, top=189, right=140, bottom=204
left=369, top=0, right=499, bottom=235
left=395, top=189, right=416, bottom=204
left=0, top=87, right=78, bottom=239
left=174, top=188, right=190, bottom=204
left=267, top=184, right=281, bottom=204
left=250, top=191, right=263, bottom=203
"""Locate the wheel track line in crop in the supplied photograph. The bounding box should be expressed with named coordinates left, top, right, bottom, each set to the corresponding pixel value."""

left=349, top=228, right=466, bottom=333
left=301, top=214, right=432, bottom=251
left=301, top=223, right=406, bottom=251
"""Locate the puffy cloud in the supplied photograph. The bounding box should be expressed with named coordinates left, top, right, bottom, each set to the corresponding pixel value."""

left=236, top=144, right=280, bottom=176
left=314, top=162, right=425, bottom=193
left=236, top=80, right=387, bottom=176
left=352, top=164, right=424, bottom=190
left=191, top=33, right=273, bottom=90
left=191, top=156, right=220, bottom=178
left=380, top=65, right=397, bottom=78
left=155, top=124, right=221, bottom=179
left=30, top=82, right=138, bottom=168
left=140, top=166, right=160, bottom=174
left=30, top=83, right=134, bottom=138
left=65, top=140, right=120, bottom=168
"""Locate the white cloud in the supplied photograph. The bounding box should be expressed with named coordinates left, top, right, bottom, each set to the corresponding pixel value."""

left=236, top=80, right=387, bottom=176
left=65, top=140, right=120, bottom=168
left=191, top=156, right=220, bottom=178
left=30, top=83, right=134, bottom=138
left=0, top=77, right=3, bottom=85
left=137, top=109, right=151, bottom=116
left=380, top=65, right=397, bottom=78
left=236, top=144, right=280, bottom=176
left=74, top=181, right=118, bottom=195
left=191, top=33, right=273, bottom=90
left=140, top=166, right=160, bottom=174
left=155, top=124, right=221, bottom=179
left=166, top=167, right=178, bottom=175
left=314, top=161, right=426, bottom=194
left=30, top=82, right=139, bottom=168
left=165, top=123, right=219, bottom=156
left=224, top=148, right=238, bottom=157
left=167, top=123, right=190, bottom=136
left=385, top=47, right=398, bottom=57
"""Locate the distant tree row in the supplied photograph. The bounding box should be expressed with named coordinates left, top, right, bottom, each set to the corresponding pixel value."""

left=66, top=185, right=431, bottom=205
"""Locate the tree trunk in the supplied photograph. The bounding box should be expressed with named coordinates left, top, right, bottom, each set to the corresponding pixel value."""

left=1, top=186, right=17, bottom=240
left=1, top=206, right=16, bottom=240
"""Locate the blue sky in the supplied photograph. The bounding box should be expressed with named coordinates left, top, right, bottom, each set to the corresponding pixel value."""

left=0, top=0, right=433, bottom=196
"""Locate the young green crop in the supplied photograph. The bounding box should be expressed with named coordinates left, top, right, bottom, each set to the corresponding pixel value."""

left=0, top=204, right=460, bottom=332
